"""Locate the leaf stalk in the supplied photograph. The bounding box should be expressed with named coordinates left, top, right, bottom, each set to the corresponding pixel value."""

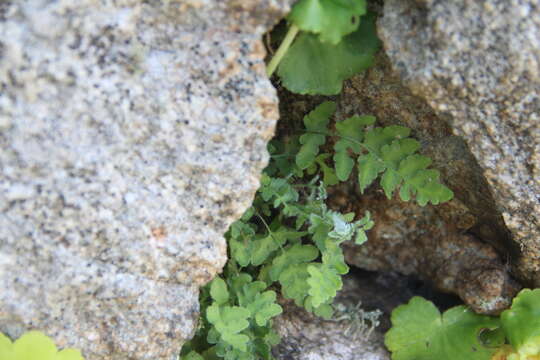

left=266, top=24, right=300, bottom=78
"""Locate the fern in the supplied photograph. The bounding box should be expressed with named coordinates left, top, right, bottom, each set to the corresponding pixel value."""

left=181, top=274, right=282, bottom=360
left=181, top=100, right=453, bottom=360
left=297, top=101, right=454, bottom=206
left=296, top=101, right=336, bottom=169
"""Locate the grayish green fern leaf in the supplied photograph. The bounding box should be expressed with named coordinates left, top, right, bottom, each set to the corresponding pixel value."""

left=296, top=101, right=335, bottom=169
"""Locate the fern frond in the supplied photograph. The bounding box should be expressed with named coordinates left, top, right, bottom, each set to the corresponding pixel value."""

left=259, top=175, right=299, bottom=211
left=206, top=304, right=251, bottom=351
left=355, top=126, right=453, bottom=206
left=307, top=264, right=342, bottom=307
left=237, top=281, right=282, bottom=326
left=269, top=243, right=319, bottom=282
left=296, top=101, right=335, bottom=169
left=333, top=115, right=375, bottom=181
left=279, top=263, right=311, bottom=306
left=314, top=153, right=339, bottom=186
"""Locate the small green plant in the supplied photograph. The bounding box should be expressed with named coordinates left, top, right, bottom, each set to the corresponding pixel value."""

left=0, top=331, right=84, bottom=360
left=296, top=101, right=453, bottom=205
left=385, top=289, right=540, bottom=360
left=266, top=0, right=379, bottom=95
left=180, top=101, right=453, bottom=360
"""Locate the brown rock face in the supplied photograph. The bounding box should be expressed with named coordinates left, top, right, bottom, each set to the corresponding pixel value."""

left=274, top=48, right=521, bottom=313
left=337, top=186, right=519, bottom=315
left=322, top=51, right=519, bottom=314
left=378, top=0, right=540, bottom=286
left=273, top=275, right=390, bottom=360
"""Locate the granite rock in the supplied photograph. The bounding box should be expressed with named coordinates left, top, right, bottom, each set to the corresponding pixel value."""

left=378, top=0, right=540, bottom=286
left=330, top=52, right=521, bottom=314
left=0, top=0, right=288, bottom=358
left=273, top=275, right=390, bottom=360
left=339, top=186, right=520, bottom=315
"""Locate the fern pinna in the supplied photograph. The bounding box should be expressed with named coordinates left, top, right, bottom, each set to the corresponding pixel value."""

left=180, top=101, right=453, bottom=360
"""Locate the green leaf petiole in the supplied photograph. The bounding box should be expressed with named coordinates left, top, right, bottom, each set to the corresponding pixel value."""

left=266, top=24, right=299, bottom=78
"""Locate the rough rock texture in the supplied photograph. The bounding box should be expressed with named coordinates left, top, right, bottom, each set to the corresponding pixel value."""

left=0, top=0, right=288, bottom=359
left=378, top=0, right=540, bottom=286
left=331, top=52, right=521, bottom=314
left=273, top=275, right=390, bottom=360
left=338, top=52, right=516, bottom=255
left=276, top=50, right=521, bottom=314
left=339, top=185, right=520, bottom=315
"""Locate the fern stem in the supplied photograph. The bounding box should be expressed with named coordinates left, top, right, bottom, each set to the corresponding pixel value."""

left=266, top=24, right=300, bottom=78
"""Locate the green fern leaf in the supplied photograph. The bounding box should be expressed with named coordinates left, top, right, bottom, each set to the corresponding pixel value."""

left=364, top=126, right=411, bottom=155
left=321, top=240, right=349, bottom=275
left=266, top=138, right=304, bottom=178
left=334, top=115, right=375, bottom=181
left=228, top=220, right=257, bottom=268
left=304, top=297, right=334, bottom=319
left=230, top=273, right=254, bottom=299
left=210, top=277, right=230, bottom=305
left=354, top=211, right=373, bottom=245
left=313, top=303, right=334, bottom=319
left=214, top=342, right=254, bottom=360
left=236, top=280, right=266, bottom=305
left=237, top=281, right=282, bottom=327
left=314, top=154, right=339, bottom=186
left=229, top=237, right=251, bottom=268
left=206, top=305, right=251, bottom=352
left=380, top=139, right=421, bottom=198
left=249, top=234, right=284, bottom=267
left=259, top=175, right=299, bottom=209
left=279, top=263, right=312, bottom=306
left=181, top=351, right=204, bottom=360
left=398, top=156, right=453, bottom=205
left=307, top=264, right=342, bottom=307
left=269, top=243, right=319, bottom=282
left=357, top=153, right=385, bottom=193
left=356, top=126, right=453, bottom=205
left=296, top=101, right=335, bottom=169
left=252, top=295, right=282, bottom=327
left=380, top=171, right=401, bottom=200
left=358, top=126, right=410, bottom=193
left=250, top=228, right=305, bottom=266
left=396, top=154, right=432, bottom=201
left=381, top=139, right=421, bottom=167
left=415, top=175, right=454, bottom=206
left=308, top=213, right=333, bottom=250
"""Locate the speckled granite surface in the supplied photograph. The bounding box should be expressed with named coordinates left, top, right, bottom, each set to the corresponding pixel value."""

left=0, top=0, right=289, bottom=358
left=379, top=0, right=540, bottom=286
